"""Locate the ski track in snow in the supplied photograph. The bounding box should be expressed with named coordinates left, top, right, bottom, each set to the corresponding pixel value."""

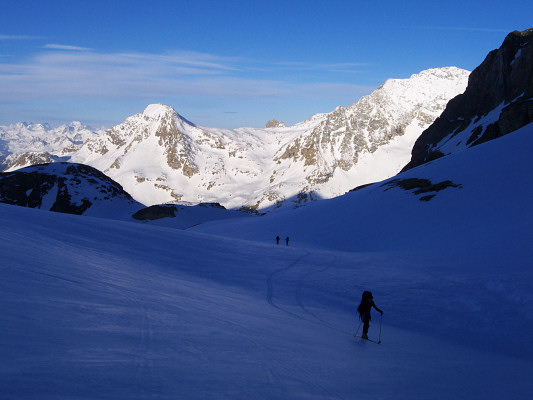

left=265, top=251, right=310, bottom=317
left=293, top=255, right=352, bottom=335
left=266, top=251, right=350, bottom=338
left=136, top=300, right=156, bottom=399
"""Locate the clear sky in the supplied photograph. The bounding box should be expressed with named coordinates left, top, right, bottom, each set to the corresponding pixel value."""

left=0, top=0, right=531, bottom=129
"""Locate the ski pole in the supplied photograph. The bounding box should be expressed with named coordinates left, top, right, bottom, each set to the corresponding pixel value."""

left=378, top=313, right=382, bottom=344
left=354, top=320, right=362, bottom=337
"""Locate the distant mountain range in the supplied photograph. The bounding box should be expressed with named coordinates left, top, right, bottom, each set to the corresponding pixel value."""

left=0, top=67, right=470, bottom=211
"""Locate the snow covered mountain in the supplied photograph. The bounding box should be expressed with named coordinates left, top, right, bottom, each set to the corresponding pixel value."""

left=0, top=121, right=102, bottom=171
left=1, top=67, right=469, bottom=211
left=271, top=67, right=469, bottom=205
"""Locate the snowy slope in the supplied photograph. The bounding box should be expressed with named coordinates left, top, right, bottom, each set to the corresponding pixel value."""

left=132, top=202, right=255, bottom=229
left=192, top=121, right=533, bottom=353
left=1, top=124, right=532, bottom=399
left=193, top=121, right=533, bottom=252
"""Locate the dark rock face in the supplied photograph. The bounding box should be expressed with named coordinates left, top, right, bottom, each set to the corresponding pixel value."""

left=381, top=178, right=462, bottom=201
left=131, top=202, right=227, bottom=221
left=198, top=202, right=225, bottom=209
left=403, top=28, right=533, bottom=171
left=132, top=204, right=177, bottom=220
left=0, top=162, right=137, bottom=215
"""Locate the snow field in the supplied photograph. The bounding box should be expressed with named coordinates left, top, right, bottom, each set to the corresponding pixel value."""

left=1, top=197, right=532, bottom=399
left=1, top=122, right=532, bottom=399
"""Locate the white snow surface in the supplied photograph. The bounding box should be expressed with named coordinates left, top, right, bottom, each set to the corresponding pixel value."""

left=1, top=122, right=532, bottom=399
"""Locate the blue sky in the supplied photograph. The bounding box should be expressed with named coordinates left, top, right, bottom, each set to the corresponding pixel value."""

left=0, top=0, right=531, bottom=129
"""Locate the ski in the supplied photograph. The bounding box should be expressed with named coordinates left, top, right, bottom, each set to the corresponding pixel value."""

left=354, top=334, right=381, bottom=344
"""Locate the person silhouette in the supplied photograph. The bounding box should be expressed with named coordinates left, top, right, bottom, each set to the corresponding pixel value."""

left=357, top=291, right=383, bottom=339
left=285, top=236, right=289, bottom=246
left=276, top=236, right=280, bottom=245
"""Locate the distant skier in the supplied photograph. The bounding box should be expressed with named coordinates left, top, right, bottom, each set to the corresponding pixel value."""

left=276, top=236, right=280, bottom=245
left=285, top=236, right=289, bottom=246
left=357, top=291, right=383, bottom=339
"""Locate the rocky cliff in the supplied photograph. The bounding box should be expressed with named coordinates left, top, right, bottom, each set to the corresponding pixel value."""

left=403, top=28, right=533, bottom=171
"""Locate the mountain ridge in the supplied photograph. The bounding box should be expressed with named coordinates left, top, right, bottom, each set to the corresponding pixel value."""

left=1, top=67, right=470, bottom=210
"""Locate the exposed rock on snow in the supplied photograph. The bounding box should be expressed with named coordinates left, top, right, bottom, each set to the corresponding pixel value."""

left=132, top=204, right=178, bottom=220
left=381, top=178, right=462, bottom=201
left=0, top=162, right=140, bottom=216
left=265, top=119, right=286, bottom=128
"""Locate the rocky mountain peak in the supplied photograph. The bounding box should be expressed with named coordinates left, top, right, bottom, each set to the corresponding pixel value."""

left=265, top=119, right=286, bottom=128
left=142, top=103, right=177, bottom=120
left=273, top=66, right=469, bottom=186
left=140, top=104, right=195, bottom=128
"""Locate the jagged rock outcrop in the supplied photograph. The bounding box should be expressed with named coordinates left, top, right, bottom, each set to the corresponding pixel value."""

left=6, top=152, right=57, bottom=171
left=403, top=28, right=533, bottom=171
left=132, top=204, right=178, bottom=220
left=265, top=119, right=286, bottom=128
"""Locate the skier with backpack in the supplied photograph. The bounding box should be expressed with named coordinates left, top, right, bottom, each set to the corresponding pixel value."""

left=357, top=291, right=383, bottom=340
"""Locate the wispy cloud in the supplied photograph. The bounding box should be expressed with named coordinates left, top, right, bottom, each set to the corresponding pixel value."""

left=0, top=49, right=373, bottom=102
left=0, top=34, right=42, bottom=41
left=405, top=26, right=510, bottom=33
left=274, top=61, right=369, bottom=73
left=43, top=44, right=93, bottom=51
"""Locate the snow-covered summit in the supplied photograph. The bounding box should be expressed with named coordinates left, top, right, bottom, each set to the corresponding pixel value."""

left=142, top=103, right=175, bottom=119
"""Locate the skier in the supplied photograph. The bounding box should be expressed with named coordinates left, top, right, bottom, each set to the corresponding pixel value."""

left=285, top=236, right=289, bottom=246
left=357, top=291, right=383, bottom=339
left=276, top=236, right=280, bottom=245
